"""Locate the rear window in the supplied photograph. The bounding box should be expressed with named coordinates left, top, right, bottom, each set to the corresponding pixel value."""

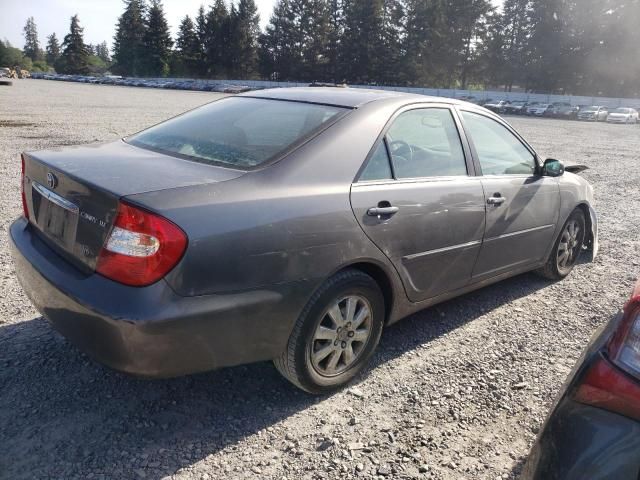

left=128, top=97, right=347, bottom=169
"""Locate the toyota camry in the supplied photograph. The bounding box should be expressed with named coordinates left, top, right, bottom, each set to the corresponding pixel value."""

left=10, top=88, right=598, bottom=393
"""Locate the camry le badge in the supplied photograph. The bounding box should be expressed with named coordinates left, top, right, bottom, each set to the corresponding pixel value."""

left=46, top=172, right=58, bottom=189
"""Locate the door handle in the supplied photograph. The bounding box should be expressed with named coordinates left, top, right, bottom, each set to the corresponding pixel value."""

left=367, top=206, right=399, bottom=217
left=487, top=194, right=507, bottom=206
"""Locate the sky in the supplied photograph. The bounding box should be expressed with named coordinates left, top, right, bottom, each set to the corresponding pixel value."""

left=0, top=0, right=504, bottom=50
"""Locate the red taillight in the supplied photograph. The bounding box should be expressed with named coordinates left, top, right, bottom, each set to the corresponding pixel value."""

left=96, top=202, right=187, bottom=287
left=21, top=154, right=29, bottom=219
left=573, top=280, right=640, bottom=420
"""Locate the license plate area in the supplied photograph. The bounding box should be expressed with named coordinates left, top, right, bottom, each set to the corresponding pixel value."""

left=31, top=181, right=79, bottom=250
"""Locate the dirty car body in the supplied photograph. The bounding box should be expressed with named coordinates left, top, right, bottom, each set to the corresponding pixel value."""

left=10, top=88, right=598, bottom=387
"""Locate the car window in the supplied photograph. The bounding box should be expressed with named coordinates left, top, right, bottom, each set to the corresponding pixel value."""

left=461, top=111, right=536, bottom=176
left=128, top=97, right=347, bottom=169
left=359, top=142, right=393, bottom=181
left=385, top=108, right=467, bottom=179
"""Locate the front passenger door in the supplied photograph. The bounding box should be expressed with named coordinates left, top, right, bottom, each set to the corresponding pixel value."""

left=459, top=110, right=560, bottom=280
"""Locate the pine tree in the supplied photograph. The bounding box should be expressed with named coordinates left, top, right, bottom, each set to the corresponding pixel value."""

left=23, top=17, right=42, bottom=61
left=142, top=0, right=173, bottom=76
left=489, top=0, right=532, bottom=90
left=340, top=0, right=387, bottom=83
left=57, top=15, right=90, bottom=74
left=45, top=33, right=61, bottom=66
left=527, top=0, right=572, bottom=92
left=204, top=0, right=231, bottom=77
left=229, top=0, right=260, bottom=78
left=195, top=5, right=209, bottom=75
left=96, top=41, right=111, bottom=64
left=113, top=0, right=147, bottom=76
left=259, top=0, right=297, bottom=80
left=176, top=15, right=201, bottom=76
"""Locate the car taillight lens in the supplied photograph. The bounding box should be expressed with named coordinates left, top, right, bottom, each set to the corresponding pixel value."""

left=96, top=202, right=187, bottom=287
left=573, top=281, right=640, bottom=421
left=21, top=154, right=29, bottom=219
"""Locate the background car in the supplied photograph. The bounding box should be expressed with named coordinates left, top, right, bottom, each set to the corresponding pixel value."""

left=523, top=279, right=640, bottom=480
left=10, top=88, right=598, bottom=394
left=606, top=107, right=639, bottom=124
left=483, top=99, right=511, bottom=113
left=504, top=101, right=529, bottom=115
left=552, top=104, right=580, bottom=119
left=577, top=105, right=609, bottom=121
left=527, top=103, right=552, bottom=116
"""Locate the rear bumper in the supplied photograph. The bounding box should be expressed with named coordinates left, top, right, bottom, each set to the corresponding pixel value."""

left=523, top=398, right=640, bottom=480
left=9, top=217, right=311, bottom=377
left=523, top=313, right=640, bottom=479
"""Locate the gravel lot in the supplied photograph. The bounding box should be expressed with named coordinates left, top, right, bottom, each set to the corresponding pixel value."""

left=1, top=80, right=639, bottom=480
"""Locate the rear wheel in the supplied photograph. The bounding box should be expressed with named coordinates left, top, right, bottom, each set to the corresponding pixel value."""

left=536, top=209, right=586, bottom=280
left=274, top=270, right=384, bottom=394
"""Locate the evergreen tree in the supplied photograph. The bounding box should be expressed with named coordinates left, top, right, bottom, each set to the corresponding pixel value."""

left=259, top=0, right=298, bottom=80
left=176, top=15, right=201, bottom=76
left=57, top=15, right=90, bottom=74
left=195, top=5, right=209, bottom=75
left=96, top=41, right=111, bottom=64
left=527, top=0, right=572, bottom=92
left=489, top=0, right=532, bottom=90
left=340, top=0, right=387, bottom=83
left=113, top=0, right=147, bottom=76
left=142, top=0, right=173, bottom=76
left=23, top=17, right=42, bottom=61
left=229, top=0, right=260, bottom=77
left=205, top=0, right=231, bottom=76
left=45, top=33, right=61, bottom=66
left=403, top=0, right=446, bottom=86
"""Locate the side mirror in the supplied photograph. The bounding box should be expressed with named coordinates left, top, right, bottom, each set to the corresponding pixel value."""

left=542, top=158, right=565, bottom=177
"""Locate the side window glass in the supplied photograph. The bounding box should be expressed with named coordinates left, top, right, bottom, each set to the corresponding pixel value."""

left=385, top=108, right=467, bottom=179
left=461, top=111, right=536, bottom=175
left=358, top=142, right=392, bottom=181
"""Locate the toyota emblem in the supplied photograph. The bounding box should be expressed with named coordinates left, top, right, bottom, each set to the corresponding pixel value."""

left=46, top=172, right=58, bottom=189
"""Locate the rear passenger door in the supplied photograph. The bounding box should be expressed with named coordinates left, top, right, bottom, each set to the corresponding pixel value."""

left=458, top=109, right=560, bottom=280
left=350, top=106, right=486, bottom=302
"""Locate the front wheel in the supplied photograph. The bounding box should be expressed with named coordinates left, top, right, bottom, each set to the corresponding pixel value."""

left=274, top=270, right=384, bottom=394
left=536, top=209, right=586, bottom=280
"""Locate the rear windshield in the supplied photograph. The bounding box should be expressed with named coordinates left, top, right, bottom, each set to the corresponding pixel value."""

left=128, top=97, right=348, bottom=169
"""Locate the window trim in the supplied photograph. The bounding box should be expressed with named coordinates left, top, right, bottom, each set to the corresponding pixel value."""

left=455, top=106, right=542, bottom=177
left=354, top=103, right=476, bottom=184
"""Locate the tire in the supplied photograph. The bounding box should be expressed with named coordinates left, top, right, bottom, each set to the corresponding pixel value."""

left=536, top=209, right=586, bottom=281
left=274, top=269, right=385, bottom=394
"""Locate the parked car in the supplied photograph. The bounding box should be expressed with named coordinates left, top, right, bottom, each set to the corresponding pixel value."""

left=577, top=106, right=609, bottom=121
left=523, top=279, right=640, bottom=480
left=544, top=102, right=572, bottom=117
left=527, top=103, right=552, bottom=116
left=10, top=88, right=598, bottom=394
left=606, top=107, right=639, bottom=124
left=504, top=101, right=529, bottom=115
left=553, top=104, right=580, bottom=119
left=483, top=100, right=511, bottom=113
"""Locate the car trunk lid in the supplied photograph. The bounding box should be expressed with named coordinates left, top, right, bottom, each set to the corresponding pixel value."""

left=22, top=140, right=244, bottom=272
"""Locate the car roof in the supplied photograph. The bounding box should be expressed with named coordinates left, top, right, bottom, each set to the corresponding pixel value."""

left=240, top=87, right=461, bottom=109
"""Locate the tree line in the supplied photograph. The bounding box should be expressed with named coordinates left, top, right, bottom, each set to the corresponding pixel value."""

left=3, top=0, right=640, bottom=97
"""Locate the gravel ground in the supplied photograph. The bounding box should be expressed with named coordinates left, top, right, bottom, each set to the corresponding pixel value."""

left=1, top=80, right=639, bottom=480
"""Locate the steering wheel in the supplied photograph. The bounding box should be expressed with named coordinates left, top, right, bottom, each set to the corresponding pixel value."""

left=388, top=140, right=413, bottom=162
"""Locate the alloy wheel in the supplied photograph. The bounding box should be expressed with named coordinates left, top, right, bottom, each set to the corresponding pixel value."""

left=310, top=295, right=372, bottom=377
left=557, top=219, right=582, bottom=270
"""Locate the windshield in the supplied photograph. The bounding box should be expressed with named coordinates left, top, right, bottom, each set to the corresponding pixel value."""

left=584, top=106, right=599, bottom=112
left=128, top=97, right=347, bottom=169
left=613, top=108, right=631, bottom=114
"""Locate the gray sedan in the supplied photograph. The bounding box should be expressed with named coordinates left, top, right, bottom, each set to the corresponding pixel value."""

left=10, top=88, right=598, bottom=393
